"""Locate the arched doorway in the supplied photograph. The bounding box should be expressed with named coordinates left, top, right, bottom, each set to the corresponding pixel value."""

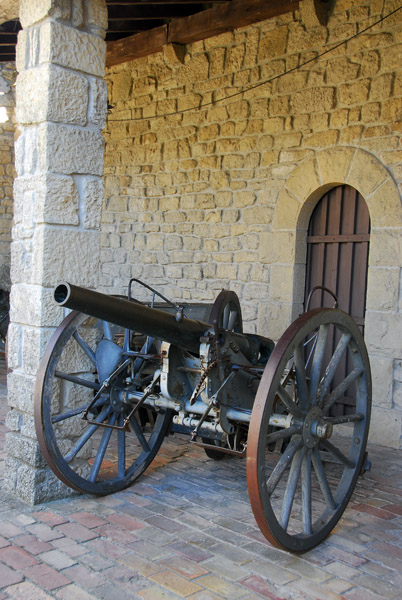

left=304, top=185, right=370, bottom=416
left=304, top=185, right=370, bottom=325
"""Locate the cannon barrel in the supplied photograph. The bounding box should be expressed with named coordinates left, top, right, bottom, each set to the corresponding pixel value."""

left=54, top=282, right=210, bottom=355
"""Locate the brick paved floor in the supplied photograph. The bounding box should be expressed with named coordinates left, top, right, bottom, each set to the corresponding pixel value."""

left=0, top=356, right=401, bottom=599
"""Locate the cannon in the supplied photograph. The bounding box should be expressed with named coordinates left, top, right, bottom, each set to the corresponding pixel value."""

left=34, top=280, right=371, bottom=552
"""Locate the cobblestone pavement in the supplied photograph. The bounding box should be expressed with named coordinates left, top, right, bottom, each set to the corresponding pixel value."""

left=0, top=357, right=401, bottom=600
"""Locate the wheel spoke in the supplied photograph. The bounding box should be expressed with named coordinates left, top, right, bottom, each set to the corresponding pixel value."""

left=319, top=439, right=355, bottom=469
left=130, top=415, right=150, bottom=452
left=227, top=309, right=238, bottom=331
left=51, top=397, right=106, bottom=424
left=64, top=406, right=111, bottom=463
left=88, top=413, right=116, bottom=482
left=223, top=303, right=230, bottom=329
left=323, top=366, right=364, bottom=411
left=266, top=435, right=303, bottom=495
left=281, top=446, right=306, bottom=530
left=294, top=344, right=309, bottom=411
left=118, top=415, right=126, bottom=478
left=55, top=370, right=100, bottom=391
left=309, top=324, right=329, bottom=405
left=276, top=384, right=305, bottom=419
left=73, top=331, right=96, bottom=365
left=103, top=320, right=112, bottom=340
left=311, top=447, right=336, bottom=510
left=317, top=332, right=351, bottom=405
left=301, top=450, right=312, bottom=535
left=324, top=413, right=364, bottom=425
left=265, top=424, right=302, bottom=445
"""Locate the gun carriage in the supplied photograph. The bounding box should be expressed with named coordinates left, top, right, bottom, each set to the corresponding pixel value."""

left=34, top=279, right=371, bottom=552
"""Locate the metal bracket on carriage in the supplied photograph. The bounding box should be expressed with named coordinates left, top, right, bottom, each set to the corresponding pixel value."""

left=305, top=285, right=338, bottom=311
left=190, top=437, right=246, bottom=457
left=82, top=363, right=160, bottom=433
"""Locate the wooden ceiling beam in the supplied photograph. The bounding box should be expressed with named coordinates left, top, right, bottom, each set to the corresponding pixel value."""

left=106, top=0, right=299, bottom=66
left=107, top=24, right=168, bottom=65
left=168, top=0, right=299, bottom=45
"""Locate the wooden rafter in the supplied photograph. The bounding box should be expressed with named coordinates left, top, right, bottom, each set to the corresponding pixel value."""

left=106, top=0, right=299, bottom=66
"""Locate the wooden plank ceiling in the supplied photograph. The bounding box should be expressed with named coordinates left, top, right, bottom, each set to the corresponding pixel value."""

left=0, top=0, right=300, bottom=65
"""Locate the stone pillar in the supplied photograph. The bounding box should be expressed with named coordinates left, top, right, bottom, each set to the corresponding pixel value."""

left=4, top=0, right=108, bottom=504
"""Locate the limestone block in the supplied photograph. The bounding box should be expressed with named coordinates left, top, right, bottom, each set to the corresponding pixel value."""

left=38, top=123, right=104, bottom=175
left=369, top=355, right=393, bottom=409
left=272, top=188, right=301, bottom=230
left=394, top=359, right=402, bottom=383
left=89, top=77, right=107, bottom=128
left=369, top=229, right=402, bottom=267
left=111, top=71, right=132, bottom=103
left=39, top=21, right=106, bottom=77
left=268, top=264, right=290, bottom=303
left=87, top=0, right=109, bottom=33
left=5, top=409, right=22, bottom=432
left=366, top=267, right=399, bottom=312
left=16, top=65, right=88, bottom=126
left=381, top=42, right=402, bottom=70
left=243, top=206, right=272, bottom=225
left=10, top=236, right=35, bottom=286
left=347, top=151, right=388, bottom=198
left=365, top=311, right=402, bottom=357
left=304, top=130, right=339, bottom=148
left=259, top=231, right=298, bottom=264
left=14, top=174, right=80, bottom=225
left=259, top=26, right=288, bottom=60
left=216, top=263, right=237, bottom=279
left=10, top=283, right=62, bottom=327
left=316, top=147, right=355, bottom=187
left=326, top=57, right=360, bottom=84
left=80, top=177, right=103, bottom=229
left=291, top=87, right=335, bottom=114
left=19, top=0, right=70, bottom=28
left=14, top=128, right=38, bottom=176
left=367, top=179, right=402, bottom=228
left=4, top=455, right=75, bottom=504
left=381, top=98, right=402, bottom=123
left=394, top=381, right=402, bottom=410
left=6, top=323, right=22, bottom=371
left=283, top=157, right=321, bottom=205
left=338, top=79, right=370, bottom=105
left=258, top=301, right=293, bottom=342
left=71, top=0, right=84, bottom=27
left=5, top=432, right=46, bottom=468
left=31, top=226, right=100, bottom=287
left=368, top=406, right=401, bottom=449
left=22, top=325, right=54, bottom=376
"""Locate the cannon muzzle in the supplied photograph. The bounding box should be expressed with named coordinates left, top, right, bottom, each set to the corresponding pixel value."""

left=54, top=282, right=210, bottom=355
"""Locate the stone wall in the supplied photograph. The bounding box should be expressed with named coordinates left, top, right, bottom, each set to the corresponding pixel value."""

left=102, top=0, right=402, bottom=448
left=0, top=62, right=16, bottom=292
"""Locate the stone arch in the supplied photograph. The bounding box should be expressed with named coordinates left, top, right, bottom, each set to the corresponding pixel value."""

left=266, top=147, right=402, bottom=321
left=273, top=147, right=402, bottom=233
left=260, top=147, right=402, bottom=447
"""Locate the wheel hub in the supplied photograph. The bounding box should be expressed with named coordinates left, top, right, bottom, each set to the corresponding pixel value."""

left=303, top=406, right=333, bottom=448
left=110, top=385, right=131, bottom=413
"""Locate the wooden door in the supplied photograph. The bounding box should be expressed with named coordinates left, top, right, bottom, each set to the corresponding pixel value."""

left=304, top=185, right=370, bottom=415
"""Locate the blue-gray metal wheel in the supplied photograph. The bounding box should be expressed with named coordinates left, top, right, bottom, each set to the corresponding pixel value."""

left=247, top=308, right=371, bottom=552
left=34, top=310, right=171, bottom=495
left=202, top=289, right=243, bottom=459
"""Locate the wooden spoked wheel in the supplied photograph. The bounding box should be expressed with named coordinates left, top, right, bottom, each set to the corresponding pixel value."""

left=34, top=310, right=171, bottom=495
left=247, top=308, right=371, bottom=552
